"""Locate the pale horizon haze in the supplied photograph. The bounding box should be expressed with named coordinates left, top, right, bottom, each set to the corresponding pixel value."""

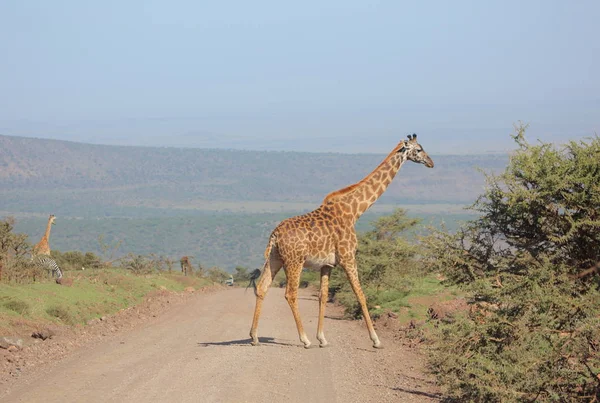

left=1, top=1, right=598, bottom=154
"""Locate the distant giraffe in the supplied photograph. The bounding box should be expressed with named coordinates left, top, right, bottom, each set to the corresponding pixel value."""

left=250, top=134, right=434, bottom=349
left=180, top=256, right=193, bottom=276
left=33, top=214, right=55, bottom=256
left=31, top=214, right=62, bottom=280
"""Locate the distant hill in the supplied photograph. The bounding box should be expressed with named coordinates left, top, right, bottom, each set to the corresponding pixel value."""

left=1, top=134, right=506, bottom=268
left=0, top=134, right=507, bottom=216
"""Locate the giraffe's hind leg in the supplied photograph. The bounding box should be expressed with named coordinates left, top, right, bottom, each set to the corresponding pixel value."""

left=317, top=266, right=332, bottom=347
left=284, top=262, right=312, bottom=348
left=249, top=258, right=283, bottom=345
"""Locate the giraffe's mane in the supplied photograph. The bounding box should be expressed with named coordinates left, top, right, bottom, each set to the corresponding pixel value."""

left=322, top=142, right=404, bottom=203
left=323, top=182, right=361, bottom=202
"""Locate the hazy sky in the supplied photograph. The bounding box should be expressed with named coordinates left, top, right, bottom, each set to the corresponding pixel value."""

left=1, top=1, right=598, bottom=154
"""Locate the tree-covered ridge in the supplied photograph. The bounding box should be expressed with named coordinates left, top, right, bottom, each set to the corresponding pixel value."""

left=0, top=134, right=506, bottom=207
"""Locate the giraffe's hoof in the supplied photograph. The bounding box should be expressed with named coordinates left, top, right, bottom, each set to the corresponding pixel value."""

left=250, top=340, right=260, bottom=346
left=319, top=343, right=330, bottom=348
left=373, top=342, right=384, bottom=349
left=303, top=343, right=312, bottom=349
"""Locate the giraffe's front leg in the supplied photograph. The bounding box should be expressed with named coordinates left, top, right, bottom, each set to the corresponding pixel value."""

left=317, top=266, right=332, bottom=347
left=339, top=255, right=383, bottom=349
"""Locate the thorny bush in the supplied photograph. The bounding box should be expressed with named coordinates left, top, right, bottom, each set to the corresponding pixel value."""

left=422, top=126, right=600, bottom=402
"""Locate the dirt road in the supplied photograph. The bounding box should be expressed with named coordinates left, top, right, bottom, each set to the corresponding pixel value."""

left=2, top=288, right=440, bottom=402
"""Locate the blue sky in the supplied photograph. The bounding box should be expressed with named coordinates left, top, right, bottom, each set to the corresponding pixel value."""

left=0, top=1, right=598, bottom=153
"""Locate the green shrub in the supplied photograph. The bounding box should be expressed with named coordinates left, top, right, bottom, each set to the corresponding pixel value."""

left=233, top=266, right=257, bottom=284
left=46, top=305, right=76, bottom=324
left=0, top=217, right=38, bottom=284
left=120, top=254, right=155, bottom=275
left=3, top=299, right=30, bottom=315
left=206, top=266, right=230, bottom=283
left=422, top=126, right=600, bottom=402
left=299, top=270, right=319, bottom=287
left=52, top=250, right=103, bottom=270
left=0, top=216, right=30, bottom=259
left=1, top=256, right=45, bottom=284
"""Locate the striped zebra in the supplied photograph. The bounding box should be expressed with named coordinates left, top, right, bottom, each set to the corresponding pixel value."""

left=33, top=255, right=63, bottom=280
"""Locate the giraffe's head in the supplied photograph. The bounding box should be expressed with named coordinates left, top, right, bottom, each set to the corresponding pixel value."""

left=49, top=214, right=56, bottom=225
left=399, top=134, right=434, bottom=168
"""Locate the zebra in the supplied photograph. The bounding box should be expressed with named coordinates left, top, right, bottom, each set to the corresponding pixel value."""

left=33, top=255, right=63, bottom=280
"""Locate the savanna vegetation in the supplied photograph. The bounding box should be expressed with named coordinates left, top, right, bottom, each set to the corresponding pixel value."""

left=319, top=208, right=455, bottom=322
left=420, top=128, right=600, bottom=401
left=1, top=128, right=598, bottom=400
left=0, top=219, right=219, bottom=335
left=11, top=211, right=473, bottom=270
left=294, top=127, right=599, bottom=401
left=2, top=134, right=487, bottom=269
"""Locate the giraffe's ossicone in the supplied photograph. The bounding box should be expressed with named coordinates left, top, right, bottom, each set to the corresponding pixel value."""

left=249, top=134, right=434, bottom=349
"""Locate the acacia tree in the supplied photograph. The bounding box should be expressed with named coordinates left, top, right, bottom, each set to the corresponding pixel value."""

left=0, top=217, right=30, bottom=258
left=0, top=217, right=37, bottom=283
left=422, top=126, right=600, bottom=402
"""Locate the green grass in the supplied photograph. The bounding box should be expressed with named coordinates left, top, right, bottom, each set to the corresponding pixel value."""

left=3, top=299, right=31, bottom=315
left=393, top=276, right=459, bottom=323
left=0, top=269, right=211, bottom=333
left=324, top=273, right=461, bottom=324
left=261, top=267, right=461, bottom=325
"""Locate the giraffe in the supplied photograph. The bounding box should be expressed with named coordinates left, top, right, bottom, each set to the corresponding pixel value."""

left=33, top=214, right=55, bottom=256
left=249, top=134, right=434, bottom=349
left=180, top=256, right=193, bottom=276
left=31, top=214, right=63, bottom=280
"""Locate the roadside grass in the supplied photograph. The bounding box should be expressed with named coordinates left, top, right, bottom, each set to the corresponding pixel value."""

left=387, top=276, right=460, bottom=324
left=0, top=269, right=211, bottom=334
left=298, top=270, right=461, bottom=324
left=265, top=268, right=461, bottom=326
left=273, top=269, right=288, bottom=287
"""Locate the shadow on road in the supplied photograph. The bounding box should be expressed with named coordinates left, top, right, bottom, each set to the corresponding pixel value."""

left=324, top=315, right=346, bottom=321
left=197, top=337, right=297, bottom=348
left=390, top=387, right=443, bottom=400
left=298, top=296, right=318, bottom=301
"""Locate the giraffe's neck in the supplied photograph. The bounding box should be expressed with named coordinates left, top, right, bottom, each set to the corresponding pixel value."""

left=323, top=147, right=406, bottom=223
left=43, top=219, right=52, bottom=242
left=34, top=219, right=53, bottom=255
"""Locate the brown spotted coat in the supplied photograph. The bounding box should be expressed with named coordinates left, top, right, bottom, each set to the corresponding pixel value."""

left=250, top=135, right=434, bottom=348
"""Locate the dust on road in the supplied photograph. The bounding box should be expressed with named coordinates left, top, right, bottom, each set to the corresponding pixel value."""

left=2, top=288, right=440, bottom=402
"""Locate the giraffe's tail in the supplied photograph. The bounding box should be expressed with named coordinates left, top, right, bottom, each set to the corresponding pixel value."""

left=247, top=233, right=277, bottom=296
left=246, top=269, right=262, bottom=294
